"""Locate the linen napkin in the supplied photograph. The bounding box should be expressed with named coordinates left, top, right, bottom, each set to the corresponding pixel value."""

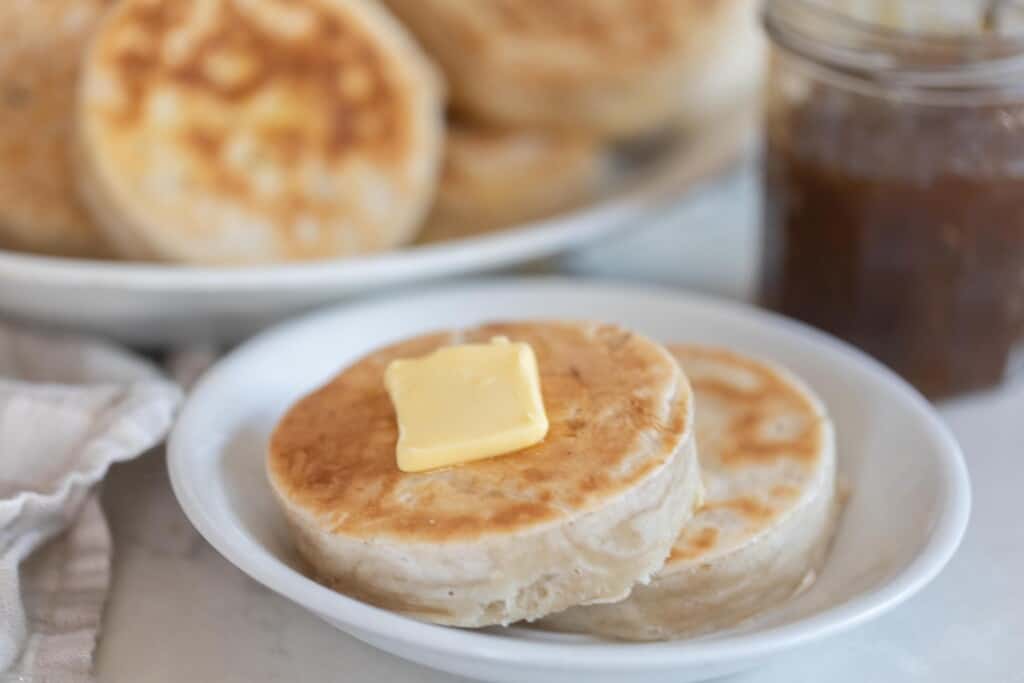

left=0, top=324, right=182, bottom=680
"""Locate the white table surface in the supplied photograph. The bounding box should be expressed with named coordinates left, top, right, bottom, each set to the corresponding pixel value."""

left=95, top=167, right=1023, bottom=682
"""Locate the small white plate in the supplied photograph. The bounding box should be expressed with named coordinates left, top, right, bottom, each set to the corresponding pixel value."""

left=167, top=278, right=971, bottom=683
left=0, top=115, right=749, bottom=347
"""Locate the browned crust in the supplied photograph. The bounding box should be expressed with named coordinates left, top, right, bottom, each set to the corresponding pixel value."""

left=664, top=345, right=829, bottom=564
left=97, top=0, right=408, bottom=165
left=79, top=0, right=442, bottom=262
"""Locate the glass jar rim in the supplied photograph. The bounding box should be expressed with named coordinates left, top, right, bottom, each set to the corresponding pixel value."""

left=764, top=0, right=1024, bottom=95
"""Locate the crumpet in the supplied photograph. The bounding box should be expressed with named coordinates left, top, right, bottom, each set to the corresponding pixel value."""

left=380, top=0, right=763, bottom=137
left=76, top=0, right=445, bottom=264
left=544, top=345, right=839, bottom=640
left=267, top=322, right=701, bottom=627
left=0, top=0, right=112, bottom=257
left=417, top=122, right=608, bottom=244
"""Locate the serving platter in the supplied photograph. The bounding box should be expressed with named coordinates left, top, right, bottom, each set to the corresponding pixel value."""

left=167, top=278, right=970, bottom=683
left=1, top=114, right=752, bottom=346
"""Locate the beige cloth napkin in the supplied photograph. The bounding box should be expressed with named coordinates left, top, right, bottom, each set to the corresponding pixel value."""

left=0, top=324, right=182, bottom=680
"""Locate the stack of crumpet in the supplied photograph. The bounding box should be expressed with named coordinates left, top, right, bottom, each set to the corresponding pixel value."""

left=267, top=321, right=841, bottom=638
left=0, top=0, right=761, bottom=263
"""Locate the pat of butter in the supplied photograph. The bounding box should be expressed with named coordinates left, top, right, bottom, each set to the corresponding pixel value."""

left=385, top=336, right=549, bottom=473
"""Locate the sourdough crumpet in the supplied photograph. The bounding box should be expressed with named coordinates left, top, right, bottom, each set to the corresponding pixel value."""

left=76, top=0, right=444, bottom=264
left=544, top=345, right=839, bottom=640
left=417, top=122, right=608, bottom=244
left=380, top=0, right=763, bottom=137
left=0, top=0, right=112, bottom=257
left=267, top=321, right=701, bottom=627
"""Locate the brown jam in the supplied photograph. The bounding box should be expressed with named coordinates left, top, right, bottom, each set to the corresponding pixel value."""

left=762, top=92, right=1024, bottom=398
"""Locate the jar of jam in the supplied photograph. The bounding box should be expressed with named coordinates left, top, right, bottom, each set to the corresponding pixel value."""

left=761, top=0, right=1024, bottom=398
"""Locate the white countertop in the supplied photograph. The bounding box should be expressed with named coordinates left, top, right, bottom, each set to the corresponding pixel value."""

left=95, top=168, right=1023, bottom=682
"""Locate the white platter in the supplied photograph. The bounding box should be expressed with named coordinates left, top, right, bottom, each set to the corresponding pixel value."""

left=167, top=278, right=971, bottom=683
left=0, top=115, right=750, bottom=347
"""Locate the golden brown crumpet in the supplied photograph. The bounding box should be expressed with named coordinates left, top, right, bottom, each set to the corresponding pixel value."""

left=0, top=0, right=112, bottom=257
left=380, top=0, right=763, bottom=137
left=417, top=122, right=608, bottom=244
left=267, top=321, right=702, bottom=627
left=76, top=0, right=445, bottom=264
left=543, top=345, right=839, bottom=641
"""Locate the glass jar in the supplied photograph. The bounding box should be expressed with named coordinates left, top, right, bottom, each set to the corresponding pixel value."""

left=760, top=0, right=1024, bottom=398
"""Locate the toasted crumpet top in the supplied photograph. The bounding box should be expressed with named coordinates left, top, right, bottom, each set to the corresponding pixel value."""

left=268, top=322, right=691, bottom=543
left=0, top=0, right=111, bottom=256
left=78, top=0, right=442, bottom=263
left=664, top=345, right=831, bottom=567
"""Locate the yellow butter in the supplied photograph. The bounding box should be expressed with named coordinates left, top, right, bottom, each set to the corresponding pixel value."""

left=384, top=336, right=549, bottom=473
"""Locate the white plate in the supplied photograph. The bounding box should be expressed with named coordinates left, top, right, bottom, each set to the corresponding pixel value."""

left=167, top=279, right=971, bottom=683
left=0, top=116, right=749, bottom=347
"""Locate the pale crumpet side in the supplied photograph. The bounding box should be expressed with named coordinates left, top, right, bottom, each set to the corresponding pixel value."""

left=76, top=0, right=445, bottom=264
left=417, top=122, right=608, bottom=244
left=267, top=322, right=701, bottom=627
left=543, top=345, right=839, bottom=640
left=0, top=0, right=112, bottom=257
